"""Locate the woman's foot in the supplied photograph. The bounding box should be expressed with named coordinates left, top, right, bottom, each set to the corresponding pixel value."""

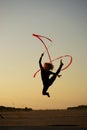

left=60, top=59, right=64, bottom=66
left=42, top=91, right=50, bottom=97
left=47, top=92, right=50, bottom=97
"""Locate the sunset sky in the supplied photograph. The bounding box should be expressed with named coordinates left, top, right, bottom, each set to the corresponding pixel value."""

left=0, top=0, right=87, bottom=109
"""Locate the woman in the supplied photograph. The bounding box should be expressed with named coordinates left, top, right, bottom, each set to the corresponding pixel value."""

left=39, top=53, right=64, bottom=97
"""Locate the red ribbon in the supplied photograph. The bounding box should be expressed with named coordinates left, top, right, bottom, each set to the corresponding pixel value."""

left=32, top=34, right=72, bottom=78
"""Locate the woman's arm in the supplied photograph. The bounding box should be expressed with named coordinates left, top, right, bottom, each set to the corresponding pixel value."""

left=39, top=53, right=44, bottom=68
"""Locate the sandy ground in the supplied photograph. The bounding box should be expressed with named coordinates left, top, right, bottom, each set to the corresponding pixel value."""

left=0, top=110, right=87, bottom=129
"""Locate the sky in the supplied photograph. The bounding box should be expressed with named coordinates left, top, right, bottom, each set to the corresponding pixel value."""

left=0, top=0, right=87, bottom=110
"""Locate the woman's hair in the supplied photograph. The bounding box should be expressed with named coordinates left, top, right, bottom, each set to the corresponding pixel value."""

left=44, top=62, right=54, bottom=70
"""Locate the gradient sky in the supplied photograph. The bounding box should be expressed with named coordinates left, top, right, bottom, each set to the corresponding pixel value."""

left=0, top=0, right=87, bottom=109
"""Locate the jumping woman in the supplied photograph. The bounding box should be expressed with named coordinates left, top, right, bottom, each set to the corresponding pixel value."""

left=39, top=53, right=64, bottom=97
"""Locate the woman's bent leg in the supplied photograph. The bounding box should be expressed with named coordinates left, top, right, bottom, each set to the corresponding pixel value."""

left=49, top=62, right=63, bottom=86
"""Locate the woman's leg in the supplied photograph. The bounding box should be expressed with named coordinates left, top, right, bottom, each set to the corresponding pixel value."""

left=49, top=61, right=64, bottom=86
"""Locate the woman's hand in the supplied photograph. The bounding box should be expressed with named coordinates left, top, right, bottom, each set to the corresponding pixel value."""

left=41, top=53, right=44, bottom=57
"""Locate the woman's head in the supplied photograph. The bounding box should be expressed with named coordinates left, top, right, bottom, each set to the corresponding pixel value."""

left=43, top=62, right=54, bottom=70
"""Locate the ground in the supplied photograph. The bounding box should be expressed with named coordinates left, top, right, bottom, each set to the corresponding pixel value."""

left=0, top=110, right=87, bottom=128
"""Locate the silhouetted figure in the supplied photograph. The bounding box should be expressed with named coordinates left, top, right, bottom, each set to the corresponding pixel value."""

left=39, top=53, right=64, bottom=97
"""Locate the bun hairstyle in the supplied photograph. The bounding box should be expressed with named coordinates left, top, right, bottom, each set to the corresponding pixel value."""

left=44, top=62, right=54, bottom=70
